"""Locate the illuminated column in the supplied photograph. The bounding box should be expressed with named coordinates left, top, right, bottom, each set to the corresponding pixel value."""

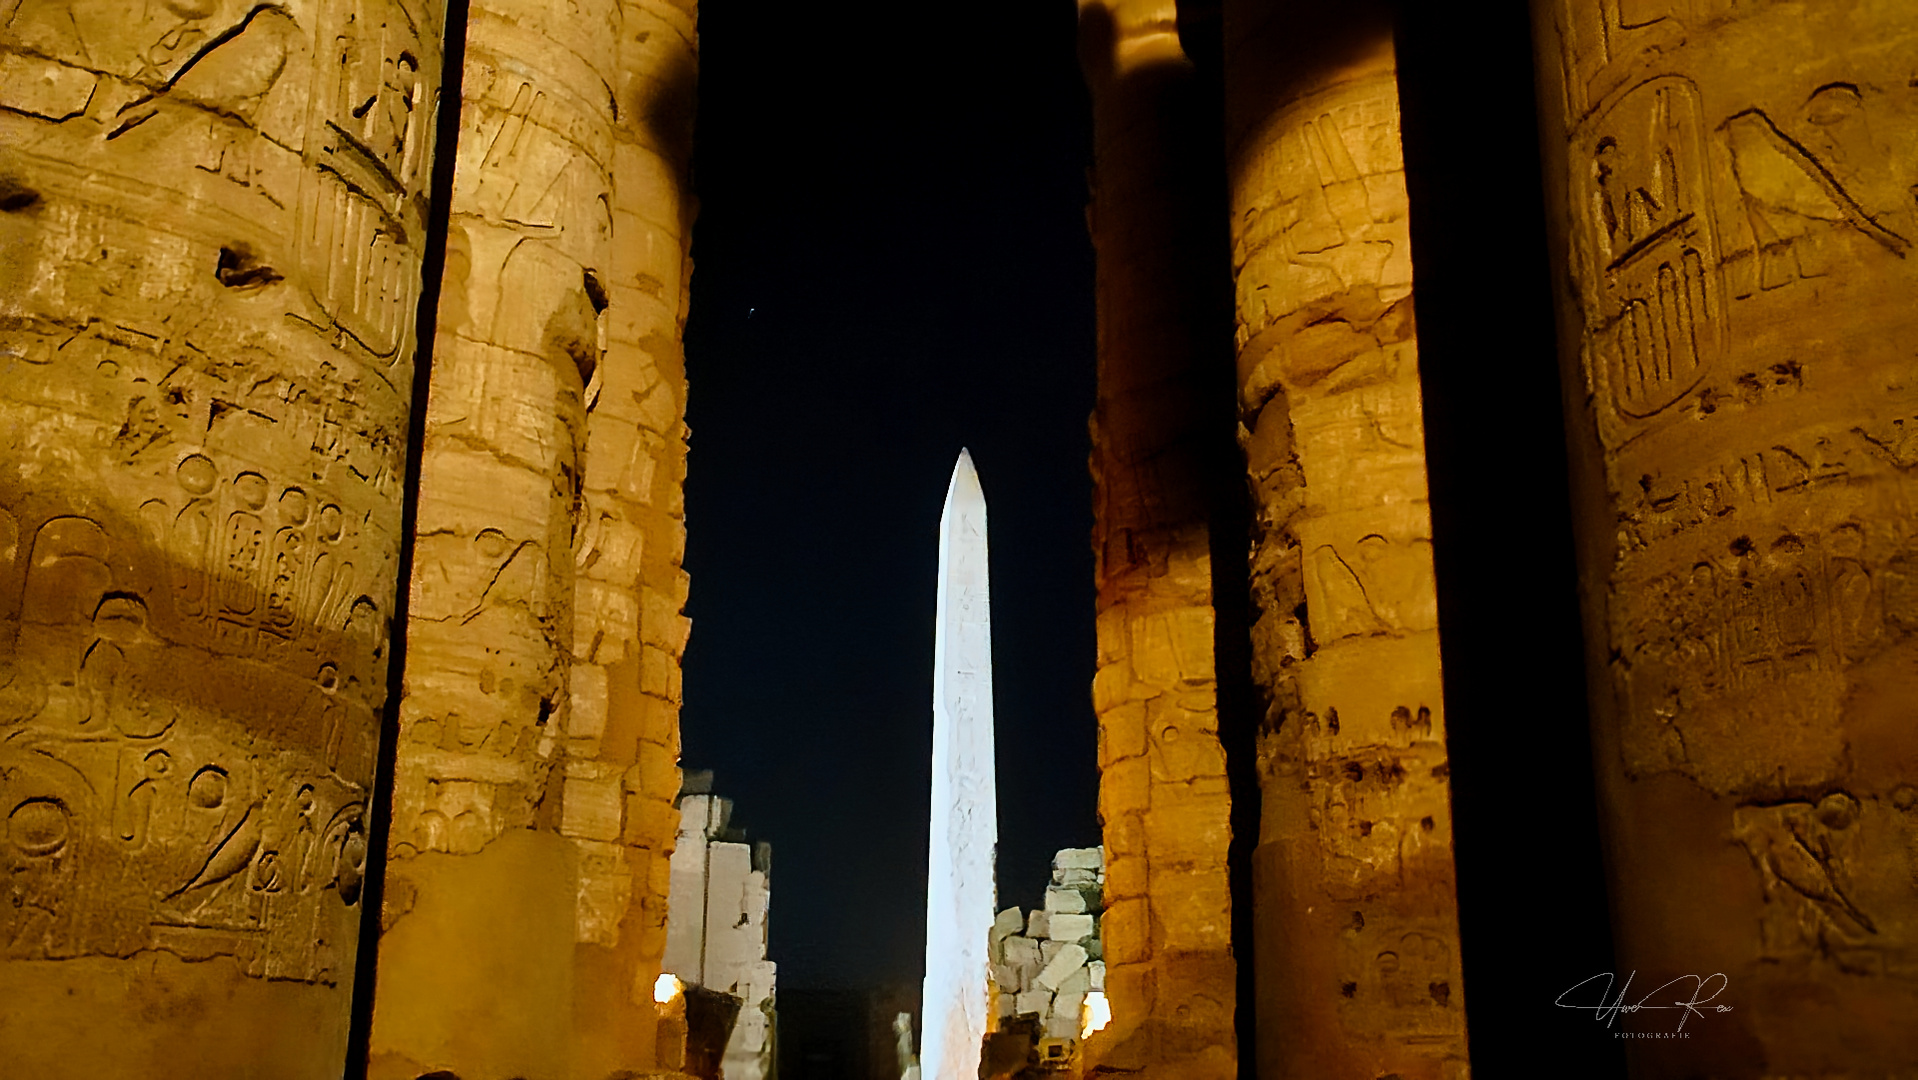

left=365, top=0, right=607, bottom=1071
left=366, top=0, right=697, bottom=1075
left=567, top=0, right=701, bottom=1072
left=0, top=1, right=445, bottom=1076
left=1533, top=1, right=1918, bottom=1073
left=1076, top=2, right=1238, bottom=1077
left=1222, top=2, right=1469, bottom=1076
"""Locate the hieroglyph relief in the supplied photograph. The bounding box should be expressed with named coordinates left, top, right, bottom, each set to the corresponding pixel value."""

left=0, top=0, right=442, bottom=982
left=1549, top=0, right=1918, bottom=986
left=1581, top=77, right=1724, bottom=426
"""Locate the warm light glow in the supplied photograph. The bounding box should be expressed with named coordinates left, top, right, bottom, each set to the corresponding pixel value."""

left=654, top=973, right=683, bottom=1004
left=1080, top=990, right=1111, bottom=1040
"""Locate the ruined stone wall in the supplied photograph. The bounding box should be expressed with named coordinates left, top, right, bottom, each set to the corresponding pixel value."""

left=661, top=791, right=776, bottom=1080
left=1532, top=2, right=1918, bottom=1074
left=364, top=0, right=695, bottom=1074
left=987, top=846, right=1107, bottom=1057
left=0, top=1, right=444, bottom=1075
left=1076, top=2, right=1236, bottom=1077
left=1222, top=3, right=1468, bottom=1077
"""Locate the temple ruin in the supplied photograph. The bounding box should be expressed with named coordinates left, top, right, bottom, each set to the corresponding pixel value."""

left=3, top=0, right=1916, bottom=1077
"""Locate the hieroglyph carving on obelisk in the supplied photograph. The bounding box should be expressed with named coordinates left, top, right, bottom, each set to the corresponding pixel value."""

left=920, top=449, right=998, bottom=1080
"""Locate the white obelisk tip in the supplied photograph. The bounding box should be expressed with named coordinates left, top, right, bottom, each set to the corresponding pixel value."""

left=947, top=448, right=981, bottom=503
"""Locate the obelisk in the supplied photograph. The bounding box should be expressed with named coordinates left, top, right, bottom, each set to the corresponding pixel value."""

left=920, top=449, right=998, bottom=1080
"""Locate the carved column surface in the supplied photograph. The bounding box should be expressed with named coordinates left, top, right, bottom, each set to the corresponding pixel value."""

left=0, top=1, right=444, bottom=1076
left=1222, top=3, right=1468, bottom=1077
left=568, top=0, right=698, bottom=1075
left=366, top=0, right=609, bottom=1076
left=1533, top=2, right=1918, bottom=1074
left=365, top=0, right=697, bottom=1075
left=1077, top=3, right=1236, bottom=1077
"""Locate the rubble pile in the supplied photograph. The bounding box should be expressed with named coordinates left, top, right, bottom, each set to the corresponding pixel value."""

left=988, top=848, right=1106, bottom=1055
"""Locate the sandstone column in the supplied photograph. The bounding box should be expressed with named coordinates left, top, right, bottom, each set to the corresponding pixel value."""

left=1078, top=3, right=1237, bottom=1077
left=568, top=0, right=699, bottom=1073
left=1223, top=3, right=1468, bottom=1076
left=0, top=1, right=444, bottom=1076
left=365, top=0, right=608, bottom=1074
left=1532, top=2, right=1918, bottom=1073
left=364, top=0, right=696, bottom=1075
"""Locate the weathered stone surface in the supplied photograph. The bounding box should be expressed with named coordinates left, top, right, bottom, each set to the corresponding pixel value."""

left=995, top=905, right=1026, bottom=939
left=1532, top=1, right=1918, bottom=1073
left=0, top=0, right=444, bottom=1074
left=1045, top=886, right=1087, bottom=914
left=1077, top=1, right=1239, bottom=1076
left=368, top=0, right=696, bottom=1075
left=1223, top=3, right=1467, bottom=1077
left=1047, top=912, right=1096, bottom=942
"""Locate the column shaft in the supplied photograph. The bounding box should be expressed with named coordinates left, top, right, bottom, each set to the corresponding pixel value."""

left=568, top=0, right=700, bottom=1073
left=367, top=0, right=612, bottom=1073
left=366, top=0, right=698, bottom=1075
left=0, top=1, right=446, bottom=1075
left=1222, top=3, right=1469, bottom=1076
left=1079, top=2, right=1237, bottom=1076
left=1533, top=1, right=1918, bottom=1072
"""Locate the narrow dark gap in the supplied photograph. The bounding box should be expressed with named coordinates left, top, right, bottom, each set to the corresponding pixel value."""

left=1172, top=2, right=1262, bottom=1075
left=342, top=2, right=472, bottom=1075
left=1392, top=4, right=1625, bottom=1075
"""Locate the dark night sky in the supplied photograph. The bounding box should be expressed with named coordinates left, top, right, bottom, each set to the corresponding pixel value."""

left=678, top=0, right=1099, bottom=991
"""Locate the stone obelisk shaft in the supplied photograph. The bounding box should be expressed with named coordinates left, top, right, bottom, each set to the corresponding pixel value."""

left=921, top=449, right=997, bottom=1080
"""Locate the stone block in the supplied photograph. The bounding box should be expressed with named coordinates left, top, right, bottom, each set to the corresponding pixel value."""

left=636, top=737, right=681, bottom=800
left=1054, top=848, right=1104, bottom=871
left=1103, top=961, right=1155, bottom=1016
left=1058, top=868, right=1099, bottom=887
left=1104, top=811, right=1146, bottom=858
left=1100, top=756, right=1149, bottom=819
left=1047, top=993, right=1085, bottom=1039
left=569, top=663, right=610, bottom=740
left=1034, top=943, right=1088, bottom=992
left=1091, top=659, right=1135, bottom=714
left=994, top=906, right=1025, bottom=941
left=1141, top=789, right=1230, bottom=865
left=1014, top=989, right=1052, bottom=1017
left=1047, top=913, right=1095, bottom=942
left=1127, top=607, right=1214, bottom=689
left=562, top=766, right=625, bottom=842
left=1057, top=965, right=1090, bottom=997
left=1101, top=899, right=1149, bottom=965
left=1004, top=936, right=1042, bottom=968
left=624, top=791, right=678, bottom=847
left=1100, top=700, right=1148, bottom=765
left=1105, top=855, right=1146, bottom=900
left=1089, top=961, right=1105, bottom=991
left=1151, top=863, right=1232, bottom=954
left=1026, top=910, right=1049, bottom=939
left=1147, top=719, right=1228, bottom=783
left=1044, top=887, right=1086, bottom=914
